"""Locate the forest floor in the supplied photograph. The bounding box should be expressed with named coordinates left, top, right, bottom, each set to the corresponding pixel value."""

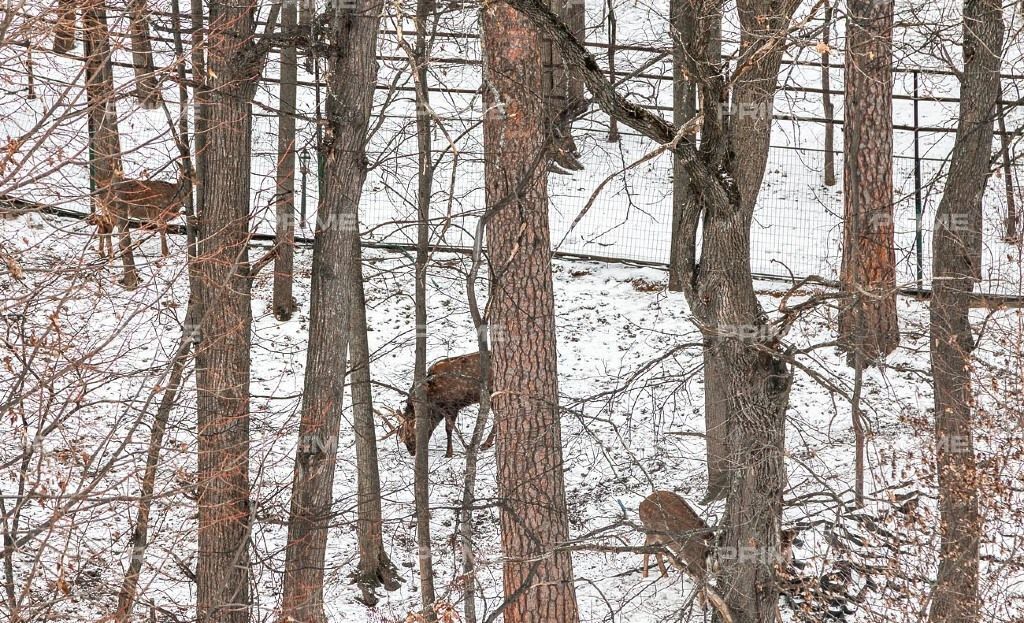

left=3, top=211, right=1023, bottom=622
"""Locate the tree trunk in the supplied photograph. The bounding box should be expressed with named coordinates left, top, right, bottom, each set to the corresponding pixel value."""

left=496, top=3, right=798, bottom=621
left=667, top=0, right=697, bottom=293
left=411, top=0, right=438, bottom=618
left=997, top=99, right=1017, bottom=241
left=541, top=0, right=585, bottom=172
left=839, top=0, right=899, bottom=366
left=273, top=0, right=299, bottom=321
left=349, top=235, right=401, bottom=604
left=279, top=1, right=382, bottom=620
left=53, top=0, right=77, bottom=53
left=192, top=0, right=279, bottom=620
left=115, top=306, right=197, bottom=622
left=128, top=0, right=163, bottom=109
left=82, top=1, right=140, bottom=289
left=928, top=1, right=1003, bottom=621
left=481, top=5, right=580, bottom=621
left=821, top=2, right=835, bottom=187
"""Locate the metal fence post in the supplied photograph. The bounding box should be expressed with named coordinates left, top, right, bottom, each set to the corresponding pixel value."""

left=300, top=148, right=309, bottom=227
left=912, top=70, right=924, bottom=292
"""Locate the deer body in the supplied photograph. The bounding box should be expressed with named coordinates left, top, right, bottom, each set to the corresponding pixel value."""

left=638, top=490, right=713, bottom=579
left=92, top=179, right=186, bottom=258
left=394, top=352, right=487, bottom=457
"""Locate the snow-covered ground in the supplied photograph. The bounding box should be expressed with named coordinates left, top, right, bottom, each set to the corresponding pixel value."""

left=2, top=212, right=1023, bottom=621
left=3, top=1, right=1024, bottom=621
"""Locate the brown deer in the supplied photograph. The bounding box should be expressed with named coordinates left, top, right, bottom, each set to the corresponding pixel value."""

left=91, top=178, right=186, bottom=258
left=638, top=490, right=733, bottom=623
left=383, top=352, right=492, bottom=457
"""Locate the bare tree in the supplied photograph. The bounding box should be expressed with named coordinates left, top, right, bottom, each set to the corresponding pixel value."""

left=667, top=0, right=698, bottom=293
left=127, top=0, right=163, bottom=109
left=348, top=233, right=401, bottom=603
left=839, top=0, right=899, bottom=366
left=82, top=0, right=139, bottom=289
left=481, top=4, right=580, bottom=621
left=278, top=0, right=383, bottom=620
left=928, top=0, right=1003, bottom=621
left=273, top=0, right=299, bottom=321
left=409, top=0, right=439, bottom=617
left=193, top=1, right=278, bottom=621
left=821, top=2, right=835, bottom=187
left=53, top=0, right=76, bottom=53
left=503, top=1, right=803, bottom=621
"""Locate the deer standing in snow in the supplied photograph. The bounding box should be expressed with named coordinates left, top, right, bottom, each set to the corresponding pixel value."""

left=383, top=352, right=493, bottom=457
left=90, top=178, right=186, bottom=258
left=638, top=490, right=734, bottom=623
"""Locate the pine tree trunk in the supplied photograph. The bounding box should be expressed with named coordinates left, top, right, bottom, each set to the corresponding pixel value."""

left=273, top=0, right=299, bottom=321
left=279, top=1, right=383, bottom=620
left=928, top=1, right=1002, bottom=621
left=839, top=0, right=899, bottom=366
left=128, top=0, right=163, bottom=109
left=481, top=5, right=580, bottom=621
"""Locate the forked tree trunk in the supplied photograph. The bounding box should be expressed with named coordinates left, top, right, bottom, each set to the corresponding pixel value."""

left=82, top=1, right=139, bottom=289
left=927, top=1, right=1003, bottom=621
left=193, top=0, right=279, bottom=620
left=839, top=0, right=898, bottom=366
left=279, top=1, right=382, bottom=621
left=273, top=0, right=299, bottom=321
left=481, top=5, right=580, bottom=622
left=128, top=0, right=163, bottom=109
left=349, top=235, right=401, bottom=603
left=500, top=2, right=798, bottom=621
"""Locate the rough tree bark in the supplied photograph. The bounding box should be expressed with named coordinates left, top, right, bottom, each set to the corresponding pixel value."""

left=273, top=0, right=299, bottom=321
left=839, top=0, right=899, bottom=366
left=82, top=1, right=139, bottom=289
left=928, top=1, right=1003, bottom=621
left=278, top=1, right=382, bottom=620
left=499, top=1, right=799, bottom=621
left=482, top=4, right=581, bottom=622
left=541, top=0, right=585, bottom=172
left=667, top=0, right=698, bottom=293
left=349, top=233, right=401, bottom=603
left=193, top=1, right=277, bottom=621
left=53, top=0, right=77, bottom=54
left=128, top=0, right=163, bottom=109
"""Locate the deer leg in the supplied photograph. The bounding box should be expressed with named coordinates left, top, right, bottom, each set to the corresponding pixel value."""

left=656, top=552, right=668, bottom=577
left=444, top=415, right=454, bottom=458
left=159, top=225, right=169, bottom=256
left=642, top=551, right=650, bottom=577
left=482, top=423, right=496, bottom=450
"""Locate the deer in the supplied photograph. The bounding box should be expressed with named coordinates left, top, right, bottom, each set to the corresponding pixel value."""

left=90, top=178, right=187, bottom=258
left=638, top=490, right=734, bottom=623
left=382, top=352, right=493, bottom=458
